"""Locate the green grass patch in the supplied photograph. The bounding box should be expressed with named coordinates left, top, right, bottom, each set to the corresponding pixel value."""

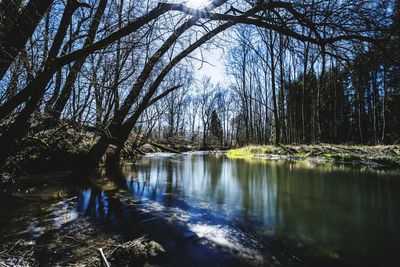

left=227, top=149, right=252, bottom=157
left=293, top=152, right=311, bottom=158
left=227, top=145, right=400, bottom=168
left=227, top=145, right=283, bottom=157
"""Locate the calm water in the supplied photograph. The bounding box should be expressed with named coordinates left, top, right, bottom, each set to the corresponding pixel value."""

left=1, top=152, right=400, bottom=266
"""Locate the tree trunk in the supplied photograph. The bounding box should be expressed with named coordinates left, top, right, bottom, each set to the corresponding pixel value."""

left=0, top=0, right=85, bottom=164
left=269, top=30, right=280, bottom=144
left=51, top=0, right=107, bottom=119
left=0, top=0, right=53, bottom=79
left=0, top=0, right=86, bottom=121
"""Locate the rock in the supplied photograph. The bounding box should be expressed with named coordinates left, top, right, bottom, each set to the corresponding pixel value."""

left=146, top=240, right=166, bottom=257
left=111, top=238, right=166, bottom=266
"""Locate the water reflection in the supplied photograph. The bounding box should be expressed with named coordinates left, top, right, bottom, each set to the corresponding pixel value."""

left=119, top=153, right=400, bottom=266
left=1, top=153, right=400, bottom=266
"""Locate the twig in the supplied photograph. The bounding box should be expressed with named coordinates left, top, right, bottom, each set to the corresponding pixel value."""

left=98, top=248, right=111, bottom=267
left=0, top=239, right=22, bottom=255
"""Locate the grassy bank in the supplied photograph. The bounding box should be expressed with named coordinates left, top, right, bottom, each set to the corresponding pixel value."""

left=227, top=145, right=400, bottom=168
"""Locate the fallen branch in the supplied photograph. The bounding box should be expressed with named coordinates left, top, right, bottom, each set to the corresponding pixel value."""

left=148, top=141, right=181, bottom=154
left=134, top=147, right=146, bottom=156
left=98, top=248, right=111, bottom=267
left=133, top=132, right=181, bottom=154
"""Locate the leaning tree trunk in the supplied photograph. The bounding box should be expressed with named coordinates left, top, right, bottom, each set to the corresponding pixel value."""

left=0, top=71, right=54, bottom=163
left=0, top=1, right=174, bottom=121
left=0, top=0, right=53, bottom=80
left=0, top=0, right=86, bottom=164
left=0, top=0, right=87, bottom=121
left=50, top=0, right=107, bottom=120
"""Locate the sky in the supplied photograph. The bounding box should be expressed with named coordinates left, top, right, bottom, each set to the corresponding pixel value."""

left=194, top=47, right=227, bottom=85
left=183, top=0, right=229, bottom=85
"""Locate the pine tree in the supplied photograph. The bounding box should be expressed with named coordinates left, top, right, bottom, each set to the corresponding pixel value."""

left=209, top=110, right=223, bottom=146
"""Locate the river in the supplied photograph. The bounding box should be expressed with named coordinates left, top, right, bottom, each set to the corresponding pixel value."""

left=1, top=152, right=399, bottom=266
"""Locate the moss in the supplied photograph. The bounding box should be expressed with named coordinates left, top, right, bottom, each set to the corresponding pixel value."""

left=227, top=145, right=284, bottom=158
left=227, top=149, right=253, bottom=157
left=228, top=145, right=400, bottom=168
left=294, top=152, right=310, bottom=158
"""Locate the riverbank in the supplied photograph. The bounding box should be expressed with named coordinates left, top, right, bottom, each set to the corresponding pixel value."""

left=2, top=119, right=399, bottom=183
left=0, top=119, right=224, bottom=182
left=227, top=145, right=400, bottom=168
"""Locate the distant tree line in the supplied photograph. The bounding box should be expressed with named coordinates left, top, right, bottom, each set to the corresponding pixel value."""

left=219, top=1, right=400, bottom=145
